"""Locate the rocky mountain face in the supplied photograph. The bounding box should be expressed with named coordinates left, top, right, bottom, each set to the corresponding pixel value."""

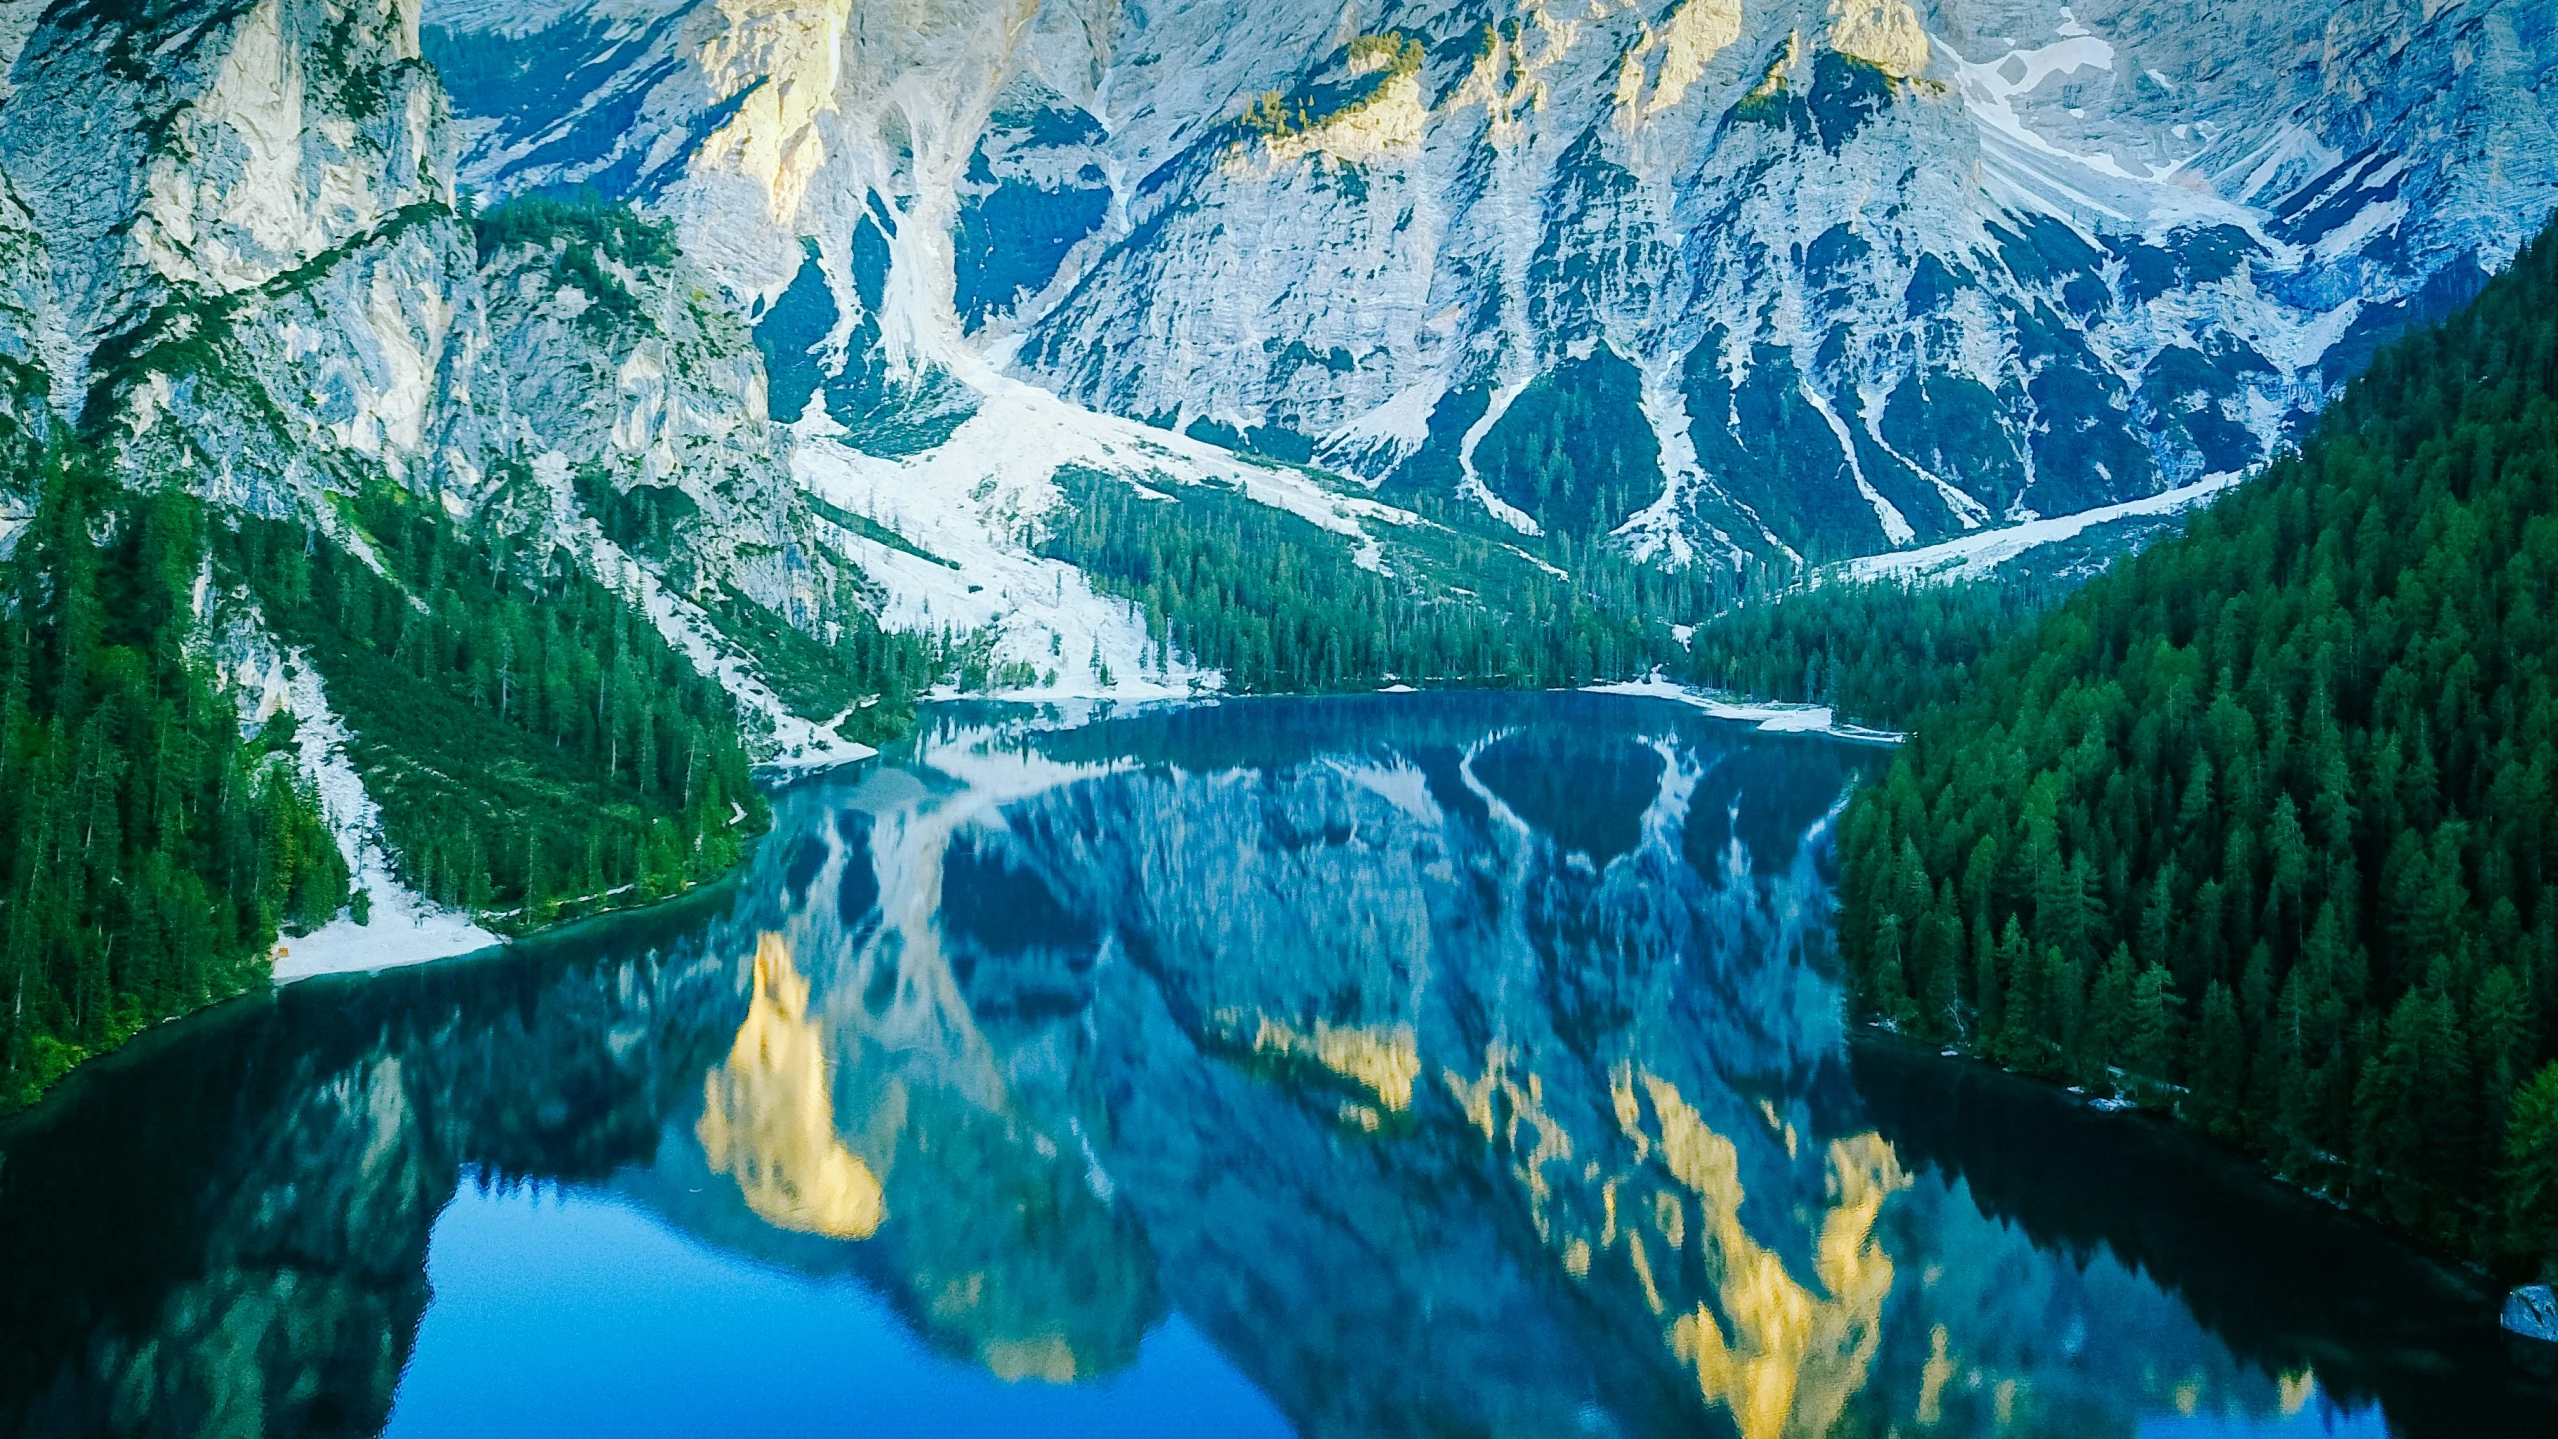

left=2, top=0, right=2553, bottom=943
left=415, top=0, right=2557, bottom=565
left=9, top=0, right=2550, bottom=674
left=0, top=0, right=852, bottom=707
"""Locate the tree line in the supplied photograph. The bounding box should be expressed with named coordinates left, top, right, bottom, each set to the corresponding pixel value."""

left=1838, top=219, right=2558, bottom=1275
left=0, top=454, right=347, bottom=1110
left=1037, top=464, right=1710, bottom=693
left=1675, top=574, right=2050, bottom=729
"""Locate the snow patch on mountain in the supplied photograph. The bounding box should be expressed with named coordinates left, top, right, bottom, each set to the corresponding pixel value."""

left=1846, top=469, right=2244, bottom=583
left=213, top=610, right=500, bottom=981
left=789, top=371, right=1431, bottom=701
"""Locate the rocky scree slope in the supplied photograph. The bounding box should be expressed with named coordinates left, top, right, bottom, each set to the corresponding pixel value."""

left=419, top=0, right=2558, bottom=568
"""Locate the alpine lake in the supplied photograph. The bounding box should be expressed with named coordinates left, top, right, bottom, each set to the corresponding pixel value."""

left=3, top=692, right=2553, bottom=1439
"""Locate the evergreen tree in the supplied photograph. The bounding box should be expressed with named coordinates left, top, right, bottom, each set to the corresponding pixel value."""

left=0, top=453, right=346, bottom=1110
left=1839, top=213, right=2558, bottom=1271
left=217, top=483, right=767, bottom=927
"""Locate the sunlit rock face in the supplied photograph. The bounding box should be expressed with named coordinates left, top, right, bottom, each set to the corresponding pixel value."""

left=696, top=934, right=886, bottom=1238
left=419, top=0, right=2558, bottom=563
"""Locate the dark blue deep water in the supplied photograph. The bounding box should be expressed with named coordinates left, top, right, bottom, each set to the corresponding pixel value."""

left=3, top=693, right=2552, bottom=1438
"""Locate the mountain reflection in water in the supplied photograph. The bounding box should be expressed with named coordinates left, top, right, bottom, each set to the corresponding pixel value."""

left=1, top=694, right=2551, bottom=1439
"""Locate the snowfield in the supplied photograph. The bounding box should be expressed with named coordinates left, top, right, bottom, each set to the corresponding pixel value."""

left=792, top=374, right=1425, bottom=704
left=1583, top=674, right=1907, bottom=745
left=1845, top=472, right=2245, bottom=584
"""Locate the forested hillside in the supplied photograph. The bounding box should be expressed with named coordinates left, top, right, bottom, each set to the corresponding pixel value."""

left=0, top=457, right=347, bottom=1109
left=1839, top=220, right=2558, bottom=1273
left=221, top=485, right=768, bottom=929
left=1676, top=578, right=2049, bottom=729
left=1039, top=465, right=1708, bottom=692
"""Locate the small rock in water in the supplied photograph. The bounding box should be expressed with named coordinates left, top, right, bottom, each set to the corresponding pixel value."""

left=2505, top=1284, right=2558, bottom=1342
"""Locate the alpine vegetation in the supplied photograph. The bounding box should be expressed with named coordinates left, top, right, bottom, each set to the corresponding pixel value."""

left=1840, top=217, right=2558, bottom=1270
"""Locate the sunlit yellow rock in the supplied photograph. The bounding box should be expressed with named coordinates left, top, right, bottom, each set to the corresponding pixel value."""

left=1564, top=1236, right=1594, bottom=1278
left=1447, top=3, right=1589, bottom=144
left=1614, top=0, right=1744, bottom=124
left=2279, top=1368, right=2319, bottom=1416
left=1641, top=1077, right=1907, bottom=1439
left=1444, top=1043, right=1575, bottom=1217
left=1826, top=0, right=1929, bottom=77
left=1916, top=1324, right=1955, bottom=1426
left=982, top=1335, right=1080, bottom=1384
left=1232, top=1010, right=1422, bottom=1110
left=691, top=0, right=853, bottom=223
left=697, top=933, right=885, bottom=1240
left=1234, top=33, right=1430, bottom=171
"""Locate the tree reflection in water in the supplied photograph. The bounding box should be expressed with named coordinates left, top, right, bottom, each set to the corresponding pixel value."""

left=2, top=695, right=2550, bottom=1439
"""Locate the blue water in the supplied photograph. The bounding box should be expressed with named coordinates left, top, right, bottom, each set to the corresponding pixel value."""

left=387, top=1183, right=1291, bottom=1438
left=2, top=694, right=2550, bottom=1438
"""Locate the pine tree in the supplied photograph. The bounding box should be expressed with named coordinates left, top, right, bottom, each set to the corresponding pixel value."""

left=1838, top=212, right=2558, bottom=1272
left=2505, top=1064, right=2558, bottom=1275
left=2193, top=981, right=2247, bottom=1139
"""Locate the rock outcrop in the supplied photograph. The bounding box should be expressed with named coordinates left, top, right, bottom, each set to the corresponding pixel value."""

left=2508, top=1284, right=2558, bottom=1343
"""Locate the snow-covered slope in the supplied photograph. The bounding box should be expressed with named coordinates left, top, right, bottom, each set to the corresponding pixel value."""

left=418, top=0, right=2558, bottom=569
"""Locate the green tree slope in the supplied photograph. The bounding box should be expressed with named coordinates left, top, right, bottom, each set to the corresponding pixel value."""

left=0, top=457, right=346, bottom=1108
left=217, top=485, right=768, bottom=931
left=1677, top=576, right=2049, bottom=730
left=1839, top=219, right=2558, bottom=1270
left=1038, top=464, right=1708, bottom=693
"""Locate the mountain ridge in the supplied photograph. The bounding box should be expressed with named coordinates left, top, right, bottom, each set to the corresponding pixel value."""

left=1, top=0, right=2554, bottom=1103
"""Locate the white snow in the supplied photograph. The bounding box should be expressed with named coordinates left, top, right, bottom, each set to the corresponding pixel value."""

left=2313, top=197, right=2407, bottom=265
left=223, top=633, right=503, bottom=983
left=1614, top=360, right=1715, bottom=568
left=1846, top=471, right=2244, bottom=583
left=1454, top=379, right=1543, bottom=537
left=1581, top=674, right=1906, bottom=744
left=1800, top=380, right=1914, bottom=547
left=1938, top=27, right=2287, bottom=245
left=1321, top=380, right=1442, bottom=472
left=791, top=373, right=1427, bottom=703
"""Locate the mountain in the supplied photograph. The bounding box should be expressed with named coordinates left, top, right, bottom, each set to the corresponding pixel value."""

left=0, top=0, right=2553, bottom=1099
left=418, top=0, right=2557, bottom=567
